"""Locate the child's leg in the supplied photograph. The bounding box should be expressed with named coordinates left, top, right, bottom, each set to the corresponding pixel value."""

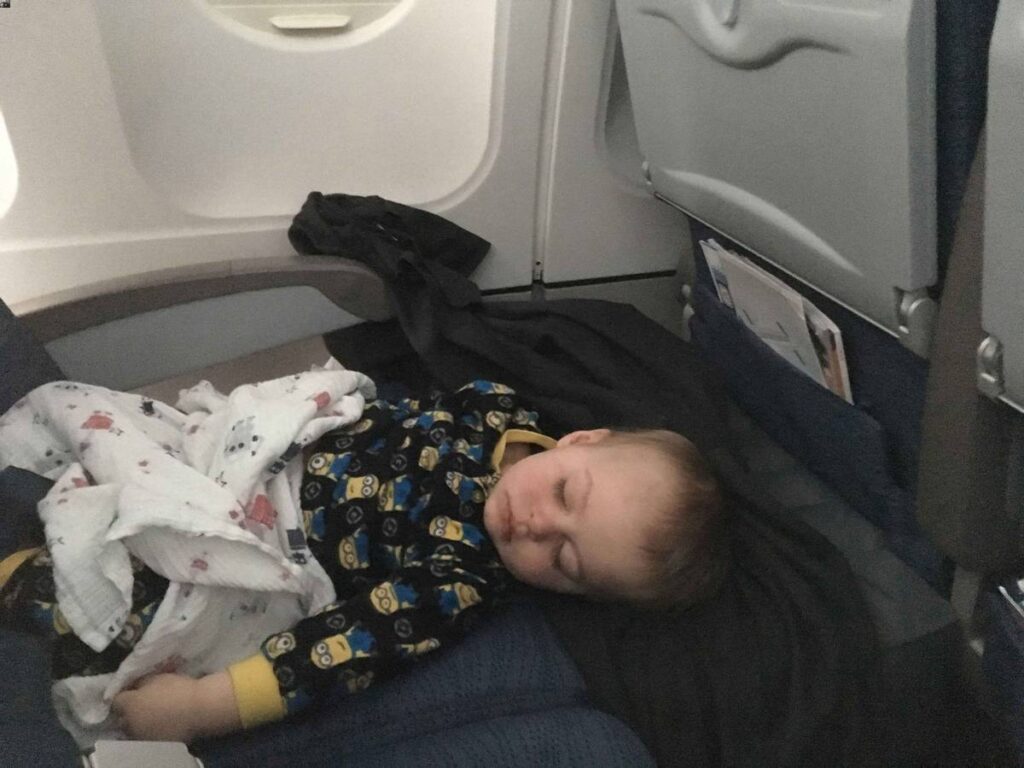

left=0, top=466, right=51, bottom=631
left=0, top=467, right=172, bottom=678
left=1, top=548, right=171, bottom=678
left=0, top=546, right=53, bottom=635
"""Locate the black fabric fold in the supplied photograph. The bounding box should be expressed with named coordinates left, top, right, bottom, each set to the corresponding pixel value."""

left=290, top=191, right=882, bottom=768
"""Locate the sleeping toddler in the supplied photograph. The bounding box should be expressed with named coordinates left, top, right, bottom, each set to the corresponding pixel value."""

left=0, top=379, right=729, bottom=742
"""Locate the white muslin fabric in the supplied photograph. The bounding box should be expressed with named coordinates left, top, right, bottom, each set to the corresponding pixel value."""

left=0, top=359, right=375, bottom=745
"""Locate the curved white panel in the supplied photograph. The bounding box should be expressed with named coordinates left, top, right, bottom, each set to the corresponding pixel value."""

left=617, top=0, right=936, bottom=331
left=0, top=110, right=16, bottom=219
left=91, top=0, right=495, bottom=218
left=983, top=0, right=1024, bottom=406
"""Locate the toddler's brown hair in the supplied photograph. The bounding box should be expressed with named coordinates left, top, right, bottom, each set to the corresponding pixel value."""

left=598, top=428, right=730, bottom=608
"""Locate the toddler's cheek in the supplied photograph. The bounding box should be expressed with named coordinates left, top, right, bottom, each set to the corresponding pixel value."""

left=501, top=549, right=555, bottom=590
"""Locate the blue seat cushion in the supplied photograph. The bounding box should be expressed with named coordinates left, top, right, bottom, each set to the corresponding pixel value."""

left=1, top=630, right=81, bottom=768
left=194, top=601, right=654, bottom=768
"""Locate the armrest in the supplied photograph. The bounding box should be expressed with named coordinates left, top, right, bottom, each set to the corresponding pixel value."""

left=12, top=256, right=392, bottom=343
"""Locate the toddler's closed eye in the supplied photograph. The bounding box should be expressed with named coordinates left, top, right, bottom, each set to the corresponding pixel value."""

left=555, top=478, right=568, bottom=507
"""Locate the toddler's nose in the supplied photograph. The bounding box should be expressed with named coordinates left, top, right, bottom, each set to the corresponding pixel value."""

left=518, top=506, right=558, bottom=540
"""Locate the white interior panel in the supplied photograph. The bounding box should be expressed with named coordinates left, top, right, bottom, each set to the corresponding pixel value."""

left=983, top=0, right=1024, bottom=407
left=92, top=0, right=492, bottom=218
left=0, top=1, right=551, bottom=311
left=542, top=0, right=689, bottom=283
left=0, top=109, right=15, bottom=219
left=615, top=0, right=936, bottom=331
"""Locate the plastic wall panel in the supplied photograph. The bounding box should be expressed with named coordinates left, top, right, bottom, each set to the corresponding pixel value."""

left=983, top=0, right=1024, bottom=407
left=615, top=0, right=936, bottom=332
left=0, top=110, right=15, bottom=219
left=541, top=0, right=689, bottom=283
left=92, top=1, right=494, bottom=219
left=0, top=1, right=551, bottom=309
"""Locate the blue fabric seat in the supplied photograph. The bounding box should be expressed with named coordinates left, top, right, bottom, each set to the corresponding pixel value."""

left=195, top=601, right=653, bottom=768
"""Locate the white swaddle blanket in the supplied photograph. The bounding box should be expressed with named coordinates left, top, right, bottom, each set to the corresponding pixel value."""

left=0, top=360, right=375, bottom=746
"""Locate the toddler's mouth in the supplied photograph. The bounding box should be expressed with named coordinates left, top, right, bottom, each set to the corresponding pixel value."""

left=497, top=493, right=513, bottom=543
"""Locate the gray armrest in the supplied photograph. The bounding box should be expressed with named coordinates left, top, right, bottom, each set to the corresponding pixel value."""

left=13, top=256, right=391, bottom=343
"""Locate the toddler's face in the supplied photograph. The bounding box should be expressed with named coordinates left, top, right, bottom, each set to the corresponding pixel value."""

left=483, top=430, right=674, bottom=600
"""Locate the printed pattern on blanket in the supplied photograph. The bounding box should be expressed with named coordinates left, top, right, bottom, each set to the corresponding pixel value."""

left=0, top=360, right=375, bottom=744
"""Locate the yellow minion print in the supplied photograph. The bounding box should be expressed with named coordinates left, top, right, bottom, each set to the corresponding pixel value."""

left=52, top=604, right=71, bottom=635
left=312, top=634, right=351, bottom=669
left=303, top=506, right=327, bottom=541
left=445, top=471, right=486, bottom=505
left=307, top=452, right=353, bottom=480
left=311, top=626, right=375, bottom=670
left=378, top=480, right=395, bottom=511
left=419, top=445, right=439, bottom=470
left=265, top=632, right=297, bottom=659
left=403, top=410, right=454, bottom=430
left=345, top=474, right=380, bottom=500
left=429, top=515, right=485, bottom=548
left=397, top=637, right=441, bottom=658
left=348, top=418, right=375, bottom=433
left=307, top=453, right=332, bottom=476
left=459, top=380, right=514, bottom=395
left=377, top=476, right=413, bottom=512
left=369, top=580, right=420, bottom=615
left=424, top=410, right=454, bottom=423
left=338, top=529, right=370, bottom=570
left=429, top=515, right=460, bottom=540
left=485, top=410, right=508, bottom=431
left=436, top=582, right=483, bottom=617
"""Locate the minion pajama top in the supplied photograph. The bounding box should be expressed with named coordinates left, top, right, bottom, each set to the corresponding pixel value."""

left=0, top=380, right=556, bottom=728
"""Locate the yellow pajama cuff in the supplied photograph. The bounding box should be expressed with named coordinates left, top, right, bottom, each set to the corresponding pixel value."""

left=0, top=547, right=41, bottom=590
left=228, top=653, right=287, bottom=729
left=490, top=429, right=557, bottom=470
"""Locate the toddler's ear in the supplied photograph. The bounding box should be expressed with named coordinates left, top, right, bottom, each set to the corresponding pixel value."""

left=557, top=428, right=611, bottom=448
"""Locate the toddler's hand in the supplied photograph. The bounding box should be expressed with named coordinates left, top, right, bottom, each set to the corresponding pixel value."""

left=112, top=671, right=240, bottom=742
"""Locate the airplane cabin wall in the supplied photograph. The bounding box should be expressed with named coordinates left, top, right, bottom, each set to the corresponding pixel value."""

left=0, top=0, right=685, bottom=388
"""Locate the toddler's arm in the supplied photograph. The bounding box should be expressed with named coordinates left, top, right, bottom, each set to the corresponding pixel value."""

left=111, top=671, right=240, bottom=742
